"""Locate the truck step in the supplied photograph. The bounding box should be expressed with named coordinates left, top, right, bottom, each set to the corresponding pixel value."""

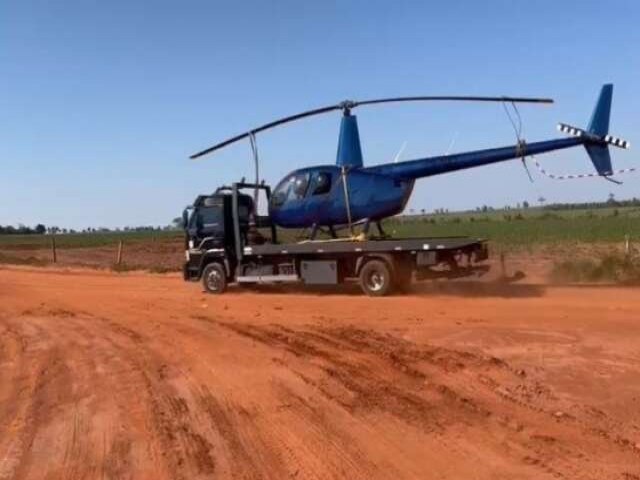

left=236, top=274, right=299, bottom=284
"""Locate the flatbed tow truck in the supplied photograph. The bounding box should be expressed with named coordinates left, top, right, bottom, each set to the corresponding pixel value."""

left=183, top=182, right=489, bottom=296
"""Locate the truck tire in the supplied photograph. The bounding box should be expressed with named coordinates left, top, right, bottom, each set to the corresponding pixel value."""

left=359, top=259, right=393, bottom=296
left=202, top=262, right=227, bottom=294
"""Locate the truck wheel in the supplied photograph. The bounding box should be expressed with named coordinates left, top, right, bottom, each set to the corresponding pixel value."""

left=202, top=263, right=227, bottom=294
left=359, top=259, right=393, bottom=296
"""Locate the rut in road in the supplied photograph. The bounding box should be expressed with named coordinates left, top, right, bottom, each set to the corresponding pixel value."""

left=204, top=318, right=640, bottom=479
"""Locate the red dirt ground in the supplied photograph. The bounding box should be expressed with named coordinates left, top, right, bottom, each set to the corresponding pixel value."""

left=1, top=266, right=639, bottom=479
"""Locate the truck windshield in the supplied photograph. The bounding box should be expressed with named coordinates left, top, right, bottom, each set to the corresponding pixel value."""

left=190, top=206, right=224, bottom=232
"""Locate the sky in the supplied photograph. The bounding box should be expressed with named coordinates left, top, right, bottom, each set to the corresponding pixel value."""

left=1, top=0, right=639, bottom=229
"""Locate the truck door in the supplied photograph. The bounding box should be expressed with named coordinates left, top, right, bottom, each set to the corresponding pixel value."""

left=190, top=198, right=225, bottom=248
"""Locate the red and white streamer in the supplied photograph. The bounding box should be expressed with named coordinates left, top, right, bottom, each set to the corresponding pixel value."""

left=531, top=157, right=636, bottom=181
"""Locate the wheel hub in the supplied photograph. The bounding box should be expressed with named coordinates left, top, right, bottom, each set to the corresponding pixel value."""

left=367, top=272, right=385, bottom=291
left=206, top=270, right=223, bottom=291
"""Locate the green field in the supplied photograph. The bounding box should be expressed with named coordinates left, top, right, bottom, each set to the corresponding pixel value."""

left=384, top=206, right=640, bottom=248
left=0, top=206, right=638, bottom=252
left=0, top=230, right=182, bottom=250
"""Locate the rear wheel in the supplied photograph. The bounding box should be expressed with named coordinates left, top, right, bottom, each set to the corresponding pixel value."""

left=359, top=259, right=393, bottom=296
left=202, top=262, right=227, bottom=294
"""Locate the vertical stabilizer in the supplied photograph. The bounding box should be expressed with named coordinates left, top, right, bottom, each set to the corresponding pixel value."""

left=587, top=83, right=613, bottom=136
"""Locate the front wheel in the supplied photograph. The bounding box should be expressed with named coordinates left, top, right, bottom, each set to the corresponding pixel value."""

left=359, top=259, right=393, bottom=296
left=202, top=263, right=227, bottom=294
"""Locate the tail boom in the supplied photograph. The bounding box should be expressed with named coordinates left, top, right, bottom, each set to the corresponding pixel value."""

left=367, top=83, right=629, bottom=181
left=364, top=137, right=584, bottom=180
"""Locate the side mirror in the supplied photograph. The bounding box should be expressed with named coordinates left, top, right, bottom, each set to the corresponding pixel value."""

left=182, top=209, right=189, bottom=230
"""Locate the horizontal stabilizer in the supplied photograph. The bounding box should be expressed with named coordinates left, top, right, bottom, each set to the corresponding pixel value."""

left=557, top=123, right=586, bottom=138
left=558, top=123, right=630, bottom=150
left=603, top=134, right=630, bottom=149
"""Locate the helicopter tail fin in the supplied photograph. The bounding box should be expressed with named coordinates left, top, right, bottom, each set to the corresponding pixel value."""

left=556, top=84, right=629, bottom=176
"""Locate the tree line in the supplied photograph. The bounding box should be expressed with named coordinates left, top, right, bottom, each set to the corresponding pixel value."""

left=0, top=224, right=180, bottom=235
left=0, top=224, right=47, bottom=235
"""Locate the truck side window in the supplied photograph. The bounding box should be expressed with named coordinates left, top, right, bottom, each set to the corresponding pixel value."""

left=312, top=172, right=332, bottom=195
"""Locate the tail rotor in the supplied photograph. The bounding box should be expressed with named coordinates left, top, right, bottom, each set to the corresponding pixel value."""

left=557, top=84, right=631, bottom=178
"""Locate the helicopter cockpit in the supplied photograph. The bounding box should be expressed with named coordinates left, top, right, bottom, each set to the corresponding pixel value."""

left=271, top=173, right=309, bottom=207
left=270, top=171, right=333, bottom=208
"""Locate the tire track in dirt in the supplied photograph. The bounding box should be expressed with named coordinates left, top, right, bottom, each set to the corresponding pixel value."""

left=0, top=314, right=72, bottom=480
left=63, top=312, right=297, bottom=479
left=218, top=321, right=495, bottom=430
left=68, top=315, right=218, bottom=480
left=209, top=319, right=640, bottom=479
left=192, top=314, right=388, bottom=479
left=0, top=307, right=218, bottom=480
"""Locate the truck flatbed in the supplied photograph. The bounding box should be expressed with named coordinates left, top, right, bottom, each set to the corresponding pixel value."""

left=243, top=236, right=485, bottom=257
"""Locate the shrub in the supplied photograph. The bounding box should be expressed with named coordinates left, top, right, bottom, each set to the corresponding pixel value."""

left=551, top=253, right=640, bottom=284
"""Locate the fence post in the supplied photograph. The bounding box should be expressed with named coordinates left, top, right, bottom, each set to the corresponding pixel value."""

left=51, top=236, right=57, bottom=263
left=116, top=240, right=123, bottom=265
left=625, top=234, right=630, bottom=256
left=500, top=252, right=506, bottom=278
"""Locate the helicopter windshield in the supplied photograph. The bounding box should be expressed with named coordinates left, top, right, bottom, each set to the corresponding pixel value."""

left=271, top=173, right=310, bottom=206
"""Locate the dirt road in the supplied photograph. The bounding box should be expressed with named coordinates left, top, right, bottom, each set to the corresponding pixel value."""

left=1, top=266, right=639, bottom=479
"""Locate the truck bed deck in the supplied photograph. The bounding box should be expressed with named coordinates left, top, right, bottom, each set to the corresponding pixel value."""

left=243, top=236, right=486, bottom=257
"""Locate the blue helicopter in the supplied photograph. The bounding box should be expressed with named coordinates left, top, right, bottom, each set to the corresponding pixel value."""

left=191, top=84, right=630, bottom=237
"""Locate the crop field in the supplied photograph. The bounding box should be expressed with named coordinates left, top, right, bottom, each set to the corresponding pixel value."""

left=387, top=206, right=640, bottom=247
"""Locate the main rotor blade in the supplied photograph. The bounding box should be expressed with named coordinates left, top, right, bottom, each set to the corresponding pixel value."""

left=354, top=95, right=553, bottom=107
left=189, top=104, right=341, bottom=159
left=190, top=95, right=553, bottom=159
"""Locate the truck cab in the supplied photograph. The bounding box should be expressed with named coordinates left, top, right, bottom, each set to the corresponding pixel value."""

left=183, top=183, right=278, bottom=285
left=184, top=190, right=255, bottom=251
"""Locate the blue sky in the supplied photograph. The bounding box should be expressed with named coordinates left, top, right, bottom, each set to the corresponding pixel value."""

left=1, top=0, right=639, bottom=229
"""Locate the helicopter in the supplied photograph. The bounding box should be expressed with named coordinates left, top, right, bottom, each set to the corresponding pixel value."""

left=190, top=84, right=630, bottom=238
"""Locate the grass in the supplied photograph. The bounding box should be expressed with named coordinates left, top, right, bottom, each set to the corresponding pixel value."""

left=0, top=252, right=48, bottom=267
left=383, top=206, right=640, bottom=249
left=551, top=253, right=640, bottom=284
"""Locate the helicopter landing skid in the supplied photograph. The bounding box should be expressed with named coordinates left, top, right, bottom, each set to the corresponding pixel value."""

left=307, top=219, right=390, bottom=242
left=309, top=224, right=338, bottom=240
left=362, top=219, right=390, bottom=239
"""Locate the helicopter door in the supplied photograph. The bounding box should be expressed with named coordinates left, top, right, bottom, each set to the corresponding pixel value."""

left=308, top=171, right=332, bottom=197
